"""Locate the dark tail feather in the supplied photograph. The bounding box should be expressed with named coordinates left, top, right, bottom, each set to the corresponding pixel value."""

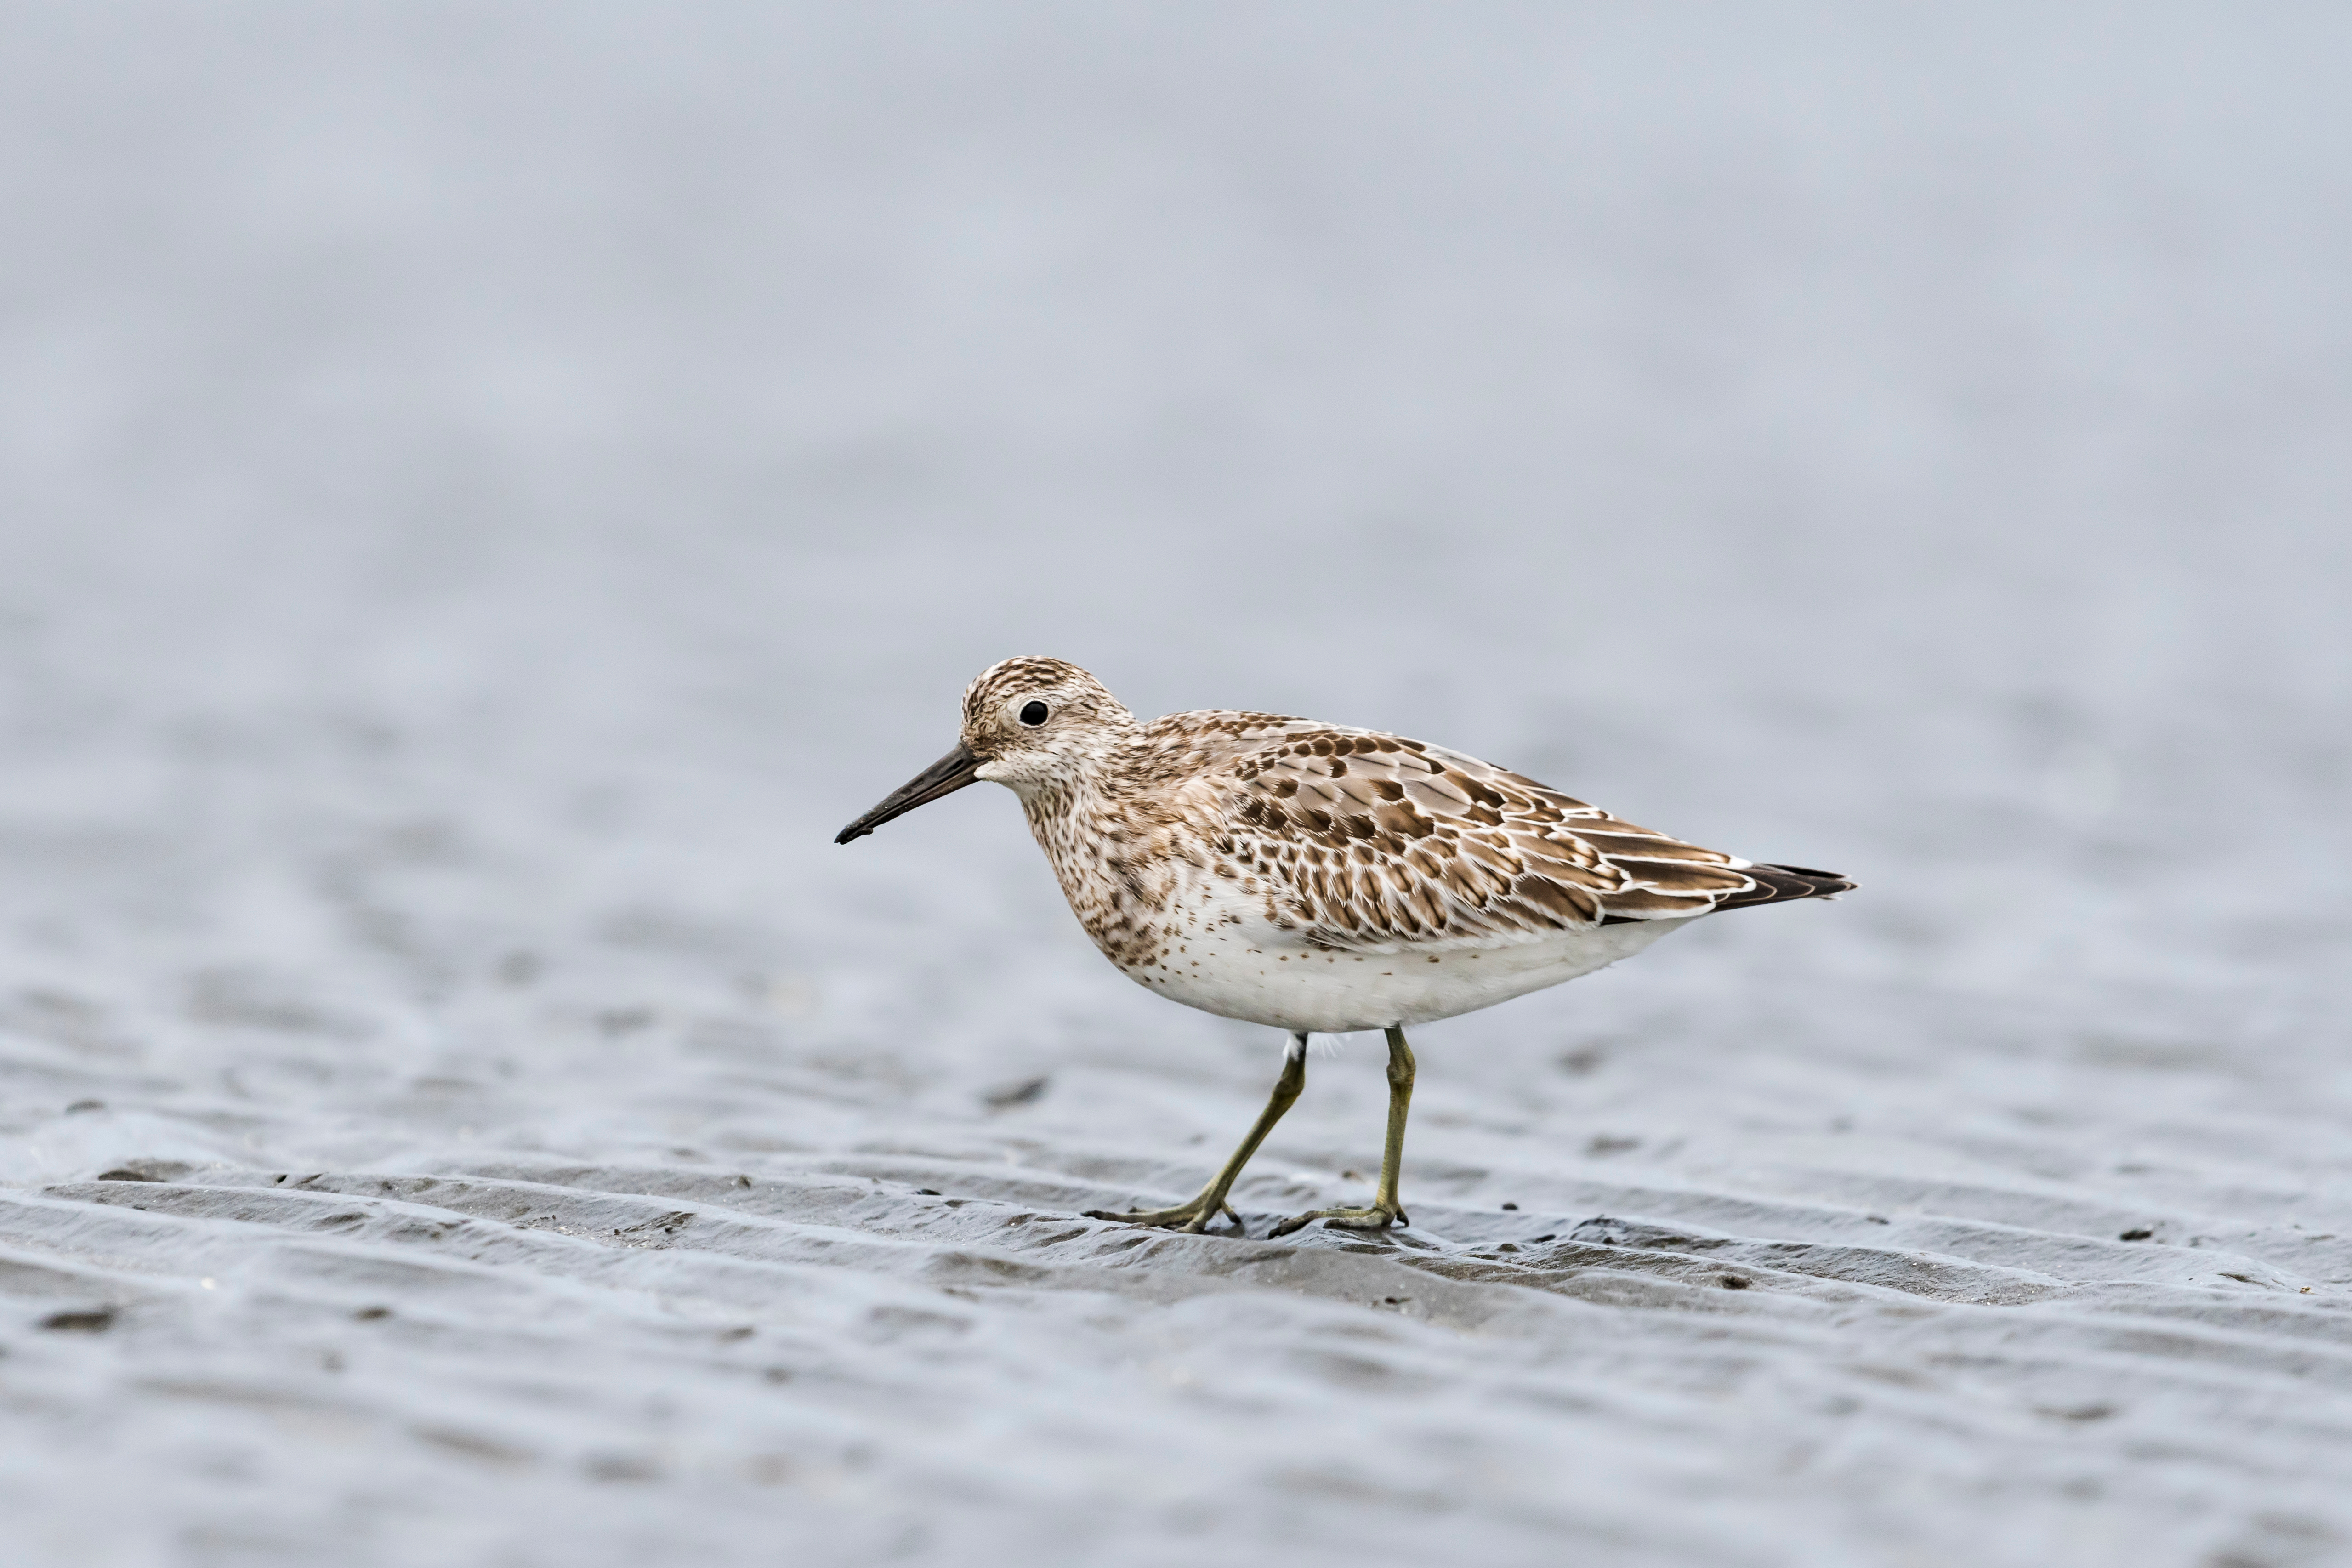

left=1716, top=863, right=1856, bottom=911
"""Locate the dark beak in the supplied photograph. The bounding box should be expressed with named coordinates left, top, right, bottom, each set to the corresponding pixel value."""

left=835, top=743, right=983, bottom=844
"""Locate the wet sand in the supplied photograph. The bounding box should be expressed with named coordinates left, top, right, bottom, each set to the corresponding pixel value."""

left=3, top=6, right=2349, bottom=1565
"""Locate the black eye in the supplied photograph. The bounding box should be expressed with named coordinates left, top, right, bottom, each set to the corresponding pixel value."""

left=1018, top=700, right=1050, bottom=727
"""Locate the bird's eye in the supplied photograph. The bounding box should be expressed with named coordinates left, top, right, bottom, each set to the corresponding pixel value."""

left=1018, top=700, right=1050, bottom=727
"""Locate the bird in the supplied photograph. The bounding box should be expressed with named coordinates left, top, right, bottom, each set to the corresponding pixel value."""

left=836, top=656, right=1852, bottom=1239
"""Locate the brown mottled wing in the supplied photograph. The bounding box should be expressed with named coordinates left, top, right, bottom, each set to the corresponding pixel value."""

left=1156, top=714, right=1846, bottom=954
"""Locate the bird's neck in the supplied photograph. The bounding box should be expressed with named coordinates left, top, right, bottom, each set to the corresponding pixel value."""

left=1017, top=737, right=1175, bottom=967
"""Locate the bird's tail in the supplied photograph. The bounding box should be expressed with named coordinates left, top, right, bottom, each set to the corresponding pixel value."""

left=1717, top=863, right=1856, bottom=910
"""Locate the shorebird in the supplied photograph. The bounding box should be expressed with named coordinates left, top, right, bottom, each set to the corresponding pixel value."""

left=837, top=657, right=1852, bottom=1239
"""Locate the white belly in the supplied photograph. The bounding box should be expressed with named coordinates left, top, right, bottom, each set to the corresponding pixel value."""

left=1115, top=905, right=1693, bottom=1034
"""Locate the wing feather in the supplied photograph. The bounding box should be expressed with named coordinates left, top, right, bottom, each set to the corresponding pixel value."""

left=1147, top=712, right=1850, bottom=954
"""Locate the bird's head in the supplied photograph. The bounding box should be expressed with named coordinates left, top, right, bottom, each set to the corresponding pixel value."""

left=835, top=657, right=1136, bottom=843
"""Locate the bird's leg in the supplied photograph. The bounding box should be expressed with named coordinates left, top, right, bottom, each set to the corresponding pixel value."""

left=1270, top=1026, right=1415, bottom=1238
left=1085, top=1033, right=1308, bottom=1235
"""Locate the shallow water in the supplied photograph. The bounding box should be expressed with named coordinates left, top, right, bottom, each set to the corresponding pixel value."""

left=3, top=6, right=2350, bottom=1565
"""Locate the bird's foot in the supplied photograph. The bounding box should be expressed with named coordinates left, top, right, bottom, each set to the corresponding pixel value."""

left=1268, top=1200, right=1409, bottom=1239
left=1083, top=1196, right=1245, bottom=1235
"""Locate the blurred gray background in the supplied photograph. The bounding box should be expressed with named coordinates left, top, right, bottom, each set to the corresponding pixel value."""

left=3, top=6, right=2349, bottom=1567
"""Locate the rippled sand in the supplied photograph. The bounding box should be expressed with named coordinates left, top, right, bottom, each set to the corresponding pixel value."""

left=4, top=6, right=2350, bottom=1566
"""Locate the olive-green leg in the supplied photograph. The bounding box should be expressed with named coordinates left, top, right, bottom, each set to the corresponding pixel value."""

left=1269, top=1025, right=1415, bottom=1237
left=1085, top=1032, right=1309, bottom=1236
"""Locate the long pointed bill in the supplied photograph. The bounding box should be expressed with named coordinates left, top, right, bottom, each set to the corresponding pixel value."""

left=835, top=743, right=983, bottom=844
